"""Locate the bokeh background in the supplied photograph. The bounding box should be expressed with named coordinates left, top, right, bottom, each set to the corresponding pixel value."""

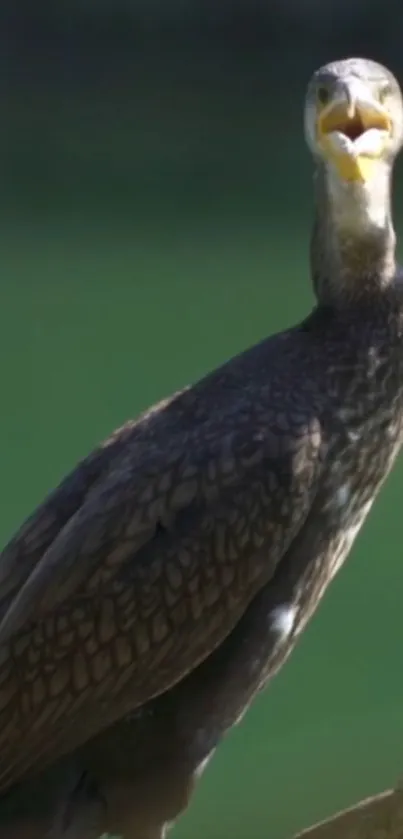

left=3, top=2, right=403, bottom=837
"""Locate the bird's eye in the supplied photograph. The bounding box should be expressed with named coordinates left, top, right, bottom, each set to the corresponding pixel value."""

left=317, top=86, right=330, bottom=106
left=379, top=82, right=392, bottom=103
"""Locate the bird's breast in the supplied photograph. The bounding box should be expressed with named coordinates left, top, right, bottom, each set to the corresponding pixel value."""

left=287, top=403, right=403, bottom=640
left=322, top=407, right=401, bottom=565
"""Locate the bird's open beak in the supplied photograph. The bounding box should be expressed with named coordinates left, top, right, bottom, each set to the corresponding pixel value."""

left=317, top=81, right=391, bottom=182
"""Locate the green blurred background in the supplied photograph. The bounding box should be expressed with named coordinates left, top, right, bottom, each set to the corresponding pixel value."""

left=3, top=3, right=403, bottom=837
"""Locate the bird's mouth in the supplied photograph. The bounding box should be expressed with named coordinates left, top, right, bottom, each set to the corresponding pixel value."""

left=318, top=98, right=391, bottom=182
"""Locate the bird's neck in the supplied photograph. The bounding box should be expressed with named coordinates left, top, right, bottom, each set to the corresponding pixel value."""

left=310, top=162, right=397, bottom=307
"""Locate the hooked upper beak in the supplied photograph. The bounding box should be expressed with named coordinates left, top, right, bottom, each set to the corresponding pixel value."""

left=317, top=80, right=392, bottom=182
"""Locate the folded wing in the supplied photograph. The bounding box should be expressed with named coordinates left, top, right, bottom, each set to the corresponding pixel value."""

left=0, top=386, right=324, bottom=791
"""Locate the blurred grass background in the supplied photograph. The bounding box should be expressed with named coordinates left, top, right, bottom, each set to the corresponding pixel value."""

left=3, top=5, right=403, bottom=837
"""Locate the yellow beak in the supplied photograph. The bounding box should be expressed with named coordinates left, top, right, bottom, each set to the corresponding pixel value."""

left=317, top=81, right=391, bottom=182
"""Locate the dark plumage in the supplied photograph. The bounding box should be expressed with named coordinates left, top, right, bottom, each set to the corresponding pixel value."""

left=1, top=57, right=403, bottom=838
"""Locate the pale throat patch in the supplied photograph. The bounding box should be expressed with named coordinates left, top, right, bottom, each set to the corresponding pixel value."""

left=327, top=159, right=391, bottom=233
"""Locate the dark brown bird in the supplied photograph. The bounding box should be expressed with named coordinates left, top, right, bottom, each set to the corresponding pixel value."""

left=1, top=57, right=403, bottom=839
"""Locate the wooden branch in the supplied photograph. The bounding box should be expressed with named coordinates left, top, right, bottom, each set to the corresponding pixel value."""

left=293, top=785, right=403, bottom=839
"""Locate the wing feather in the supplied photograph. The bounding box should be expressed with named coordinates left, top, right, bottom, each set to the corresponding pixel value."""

left=0, top=365, right=325, bottom=790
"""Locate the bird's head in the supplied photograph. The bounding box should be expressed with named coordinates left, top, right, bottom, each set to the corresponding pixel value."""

left=304, top=58, right=403, bottom=186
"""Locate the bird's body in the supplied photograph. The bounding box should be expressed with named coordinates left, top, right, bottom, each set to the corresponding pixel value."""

left=1, top=57, right=403, bottom=838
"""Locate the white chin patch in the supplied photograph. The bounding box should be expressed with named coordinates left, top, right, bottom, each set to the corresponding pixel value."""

left=328, top=128, right=388, bottom=157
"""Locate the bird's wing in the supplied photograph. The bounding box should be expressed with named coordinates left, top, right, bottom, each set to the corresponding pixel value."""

left=0, top=389, right=325, bottom=790
left=0, top=418, right=140, bottom=624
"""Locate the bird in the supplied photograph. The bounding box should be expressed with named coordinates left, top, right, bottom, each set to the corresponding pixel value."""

left=1, top=56, right=403, bottom=839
